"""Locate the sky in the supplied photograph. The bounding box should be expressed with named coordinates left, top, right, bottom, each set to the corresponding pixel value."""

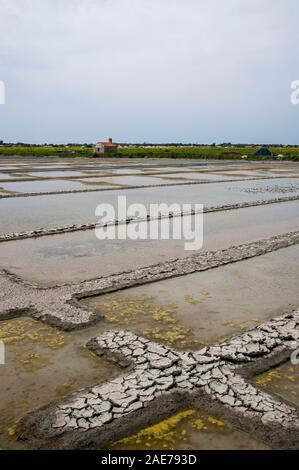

left=0, top=0, right=298, bottom=144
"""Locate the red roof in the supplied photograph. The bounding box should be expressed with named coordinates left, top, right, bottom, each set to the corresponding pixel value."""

left=96, top=141, right=118, bottom=147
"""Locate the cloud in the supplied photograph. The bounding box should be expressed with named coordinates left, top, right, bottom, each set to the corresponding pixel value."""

left=0, top=0, right=298, bottom=143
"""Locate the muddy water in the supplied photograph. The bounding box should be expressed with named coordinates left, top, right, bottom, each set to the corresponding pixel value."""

left=256, top=362, right=299, bottom=408
left=0, top=317, right=121, bottom=450
left=109, top=409, right=268, bottom=450
left=82, top=245, right=299, bottom=347
left=0, top=247, right=296, bottom=450
left=0, top=201, right=298, bottom=286
left=0, top=313, right=268, bottom=450
left=114, top=354, right=299, bottom=450
left=2, top=245, right=294, bottom=449
left=1, top=177, right=299, bottom=235
left=0, top=158, right=298, bottom=450
left=0, top=247, right=292, bottom=450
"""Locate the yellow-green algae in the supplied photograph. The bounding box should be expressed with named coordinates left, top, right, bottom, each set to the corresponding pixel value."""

left=222, top=321, right=247, bottom=331
left=55, top=383, right=73, bottom=397
left=0, top=318, right=65, bottom=371
left=100, top=294, right=177, bottom=325
left=0, top=318, right=65, bottom=348
left=87, top=293, right=205, bottom=349
left=13, top=351, right=50, bottom=372
left=256, top=368, right=283, bottom=387
left=111, top=410, right=229, bottom=450
left=184, top=294, right=200, bottom=305
left=255, top=362, right=298, bottom=405
left=6, top=421, right=19, bottom=440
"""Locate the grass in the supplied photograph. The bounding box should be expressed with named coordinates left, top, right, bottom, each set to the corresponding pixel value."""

left=118, top=146, right=299, bottom=161
left=0, top=146, right=92, bottom=157
left=0, top=145, right=299, bottom=161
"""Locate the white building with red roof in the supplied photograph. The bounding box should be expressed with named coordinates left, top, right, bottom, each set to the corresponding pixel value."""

left=93, top=138, right=118, bottom=154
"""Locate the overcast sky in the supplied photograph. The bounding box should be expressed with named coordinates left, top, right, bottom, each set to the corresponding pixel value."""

left=0, top=0, right=298, bottom=144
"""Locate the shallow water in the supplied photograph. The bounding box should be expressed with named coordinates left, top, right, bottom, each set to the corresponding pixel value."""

left=27, top=171, right=88, bottom=178
left=82, top=245, right=299, bottom=347
left=0, top=173, right=28, bottom=181
left=232, top=178, right=299, bottom=194
left=255, top=361, right=299, bottom=408
left=0, top=317, right=121, bottom=450
left=2, top=246, right=296, bottom=450
left=142, top=166, right=208, bottom=173
left=0, top=313, right=268, bottom=451
left=109, top=409, right=268, bottom=450
left=0, top=201, right=298, bottom=286
left=159, top=172, right=253, bottom=181
left=109, top=168, right=143, bottom=174
left=76, top=175, right=189, bottom=186
left=0, top=159, right=298, bottom=450
left=17, top=166, right=75, bottom=171
left=1, top=178, right=299, bottom=235
left=0, top=179, right=103, bottom=193
left=220, top=169, right=299, bottom=178
left=0, top=167, right=20, bottom=172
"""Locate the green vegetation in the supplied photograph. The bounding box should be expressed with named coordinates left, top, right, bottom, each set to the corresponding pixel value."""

left=0, top=145, right=299, bottom=160
left=118, top=145, right=299, bottom=161
left=0, top=146, right=92, bottom=157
